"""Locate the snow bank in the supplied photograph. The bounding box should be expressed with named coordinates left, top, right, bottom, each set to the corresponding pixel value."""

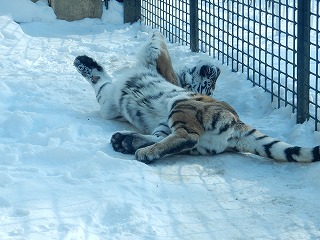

left=0, top=0, right=56, bottom=23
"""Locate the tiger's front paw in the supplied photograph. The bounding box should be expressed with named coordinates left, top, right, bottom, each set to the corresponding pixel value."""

left=111, top=132, right=136, bottom=154
left=135, top=147, right=161, bottom=164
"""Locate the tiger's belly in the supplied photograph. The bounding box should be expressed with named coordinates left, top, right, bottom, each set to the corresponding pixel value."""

left=195, top=130, right=232, bottom=155
left=122, top=103, right=168, bottom=134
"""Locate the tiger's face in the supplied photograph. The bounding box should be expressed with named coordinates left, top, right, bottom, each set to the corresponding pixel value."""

left=74, top=55, right=103, bottom=84
left=179, top=60, right=221, bottom=96
left=190, top=61, right=221, bottom=96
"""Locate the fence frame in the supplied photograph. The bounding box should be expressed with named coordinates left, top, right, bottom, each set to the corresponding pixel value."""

left=297, top=0, right=311, bottom=124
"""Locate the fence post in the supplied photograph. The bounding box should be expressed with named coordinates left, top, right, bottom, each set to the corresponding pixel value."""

left=297, top=0, right=310, bottom=124
left=190, top=0, right=199, bottom=52
left=124, top=0, right=141, bottom=23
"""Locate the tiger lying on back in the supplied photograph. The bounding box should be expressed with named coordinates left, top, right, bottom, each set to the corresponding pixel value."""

left=73, top=34, right=320, bottom=163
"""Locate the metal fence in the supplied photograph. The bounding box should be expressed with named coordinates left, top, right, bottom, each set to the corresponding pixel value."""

left=139, top=0, right=320, bottom=131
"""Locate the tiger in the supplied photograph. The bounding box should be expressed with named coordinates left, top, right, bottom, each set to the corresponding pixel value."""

left=73, top=44, right=319, bottom=164
left=138, top=32, right=221, bottom=96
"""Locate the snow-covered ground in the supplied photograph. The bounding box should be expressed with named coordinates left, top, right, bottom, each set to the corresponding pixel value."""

left=0, top=0, right=320, bottom=239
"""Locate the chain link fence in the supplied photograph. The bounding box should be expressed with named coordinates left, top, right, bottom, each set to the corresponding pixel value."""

left=140, top=0, right=320, bottom=131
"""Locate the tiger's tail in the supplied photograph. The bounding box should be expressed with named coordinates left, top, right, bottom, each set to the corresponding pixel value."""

left=229, top=123, right=320, bottom=163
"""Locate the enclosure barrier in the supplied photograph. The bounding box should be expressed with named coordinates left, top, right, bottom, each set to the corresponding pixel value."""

left=126, top=0, right=320, bottom=131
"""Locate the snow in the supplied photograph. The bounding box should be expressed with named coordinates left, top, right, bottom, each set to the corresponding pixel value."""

left=0, top=0, right=320, bottom=239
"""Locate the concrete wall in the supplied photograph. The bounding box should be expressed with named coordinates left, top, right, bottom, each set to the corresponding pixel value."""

left=50, top=0, right=102, bottom=21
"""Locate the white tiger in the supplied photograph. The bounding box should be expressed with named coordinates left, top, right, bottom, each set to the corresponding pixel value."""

left=73, top=34, right=320, bottom=163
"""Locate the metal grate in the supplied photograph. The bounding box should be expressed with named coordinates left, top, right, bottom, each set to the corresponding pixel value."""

left=141, top=0, right=320, bottom=131
left=197, top=1, right=298, bottom=110
left=310, top=0, right=320, bottom=131
left=141, top=0, right=190, bottom=45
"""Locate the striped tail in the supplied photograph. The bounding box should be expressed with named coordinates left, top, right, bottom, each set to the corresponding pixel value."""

left=230, top=124, right=320, bottom=163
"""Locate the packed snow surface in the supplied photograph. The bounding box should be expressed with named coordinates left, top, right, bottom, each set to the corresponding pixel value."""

left=0, top=1, right=320, bottom=239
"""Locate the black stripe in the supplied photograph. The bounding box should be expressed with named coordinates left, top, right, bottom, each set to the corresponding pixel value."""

left=312, top=146, right=320, bottom=162
left=132, top=89, right=143, bottom=96
left=263, top=140, right=280, bottom=159
left=170, top=120, right=187, bottom=128
left=207, top=149, right=217, bottom=155
left=256, top=135, right=268, bottom=140
left=168, top=109, right=184, bottom=119
left=219, top=120, right=236, bottom=134
left=114, top=116, right=124, bottom=120
left=171, top=98, right=189, bottom=109
left=175, top=125, right=199, bottom=135
left=145, top=92, right=164, bottom=100
left=211, top=113, right=220, bottom=130
left=245, top=129, right=256, bottom=137
left=228, top=147, right=239, bottom=153
left=140, top=98, right=152, bottom=108
left=153, top=130, right=169, bottom=137
left=126, top=76, right=144, bottom=89
left=179, top=72, right=187, bottom=88
left=189, top=66, right=196, bottom=75
left=284, top=146, right=301, bottom=162
left=136, top=111, right=148, bottom=130
left=194, top=97, right=204, bottom=101
left=166, top=139, right=198, bottom=155
left=97, top=82, right=109, bottom=96
left=175, top=104, right=198, bottom=111
left=159, top=122, right=169, bottom=128
left=119, top=90, right=128, bottom=108
left=197, top=84, right=201, bottom=93
left=219, top=124, right=230, bottom=134
left=136, top=110, right=143, bottom=117
left=255, top=149, right=260, bottom=156
left=196, top=110, right=203, bottom=125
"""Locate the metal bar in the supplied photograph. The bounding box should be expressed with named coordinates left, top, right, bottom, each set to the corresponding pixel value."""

left=297, top=0, right=311, bottom=124
left=124, top=0, right=141, bottom=23
left=190, top=0, right=199, bottom=52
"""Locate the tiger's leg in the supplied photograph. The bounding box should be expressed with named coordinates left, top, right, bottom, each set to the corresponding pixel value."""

left=139, top=32, right=178, bottom=85
left=135, top=108, right=204, bottom=163
left=135, top=130, right=200, bottom=163
left=111, top=131, right=161, bottom=154
left=111, top=123, right=171, bottom=154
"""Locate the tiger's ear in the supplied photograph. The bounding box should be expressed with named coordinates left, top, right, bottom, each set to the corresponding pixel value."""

left=91, top=76, right=100, bottom=84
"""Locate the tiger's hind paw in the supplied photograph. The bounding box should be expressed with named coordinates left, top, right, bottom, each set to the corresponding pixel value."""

left=111, top=132, right=136, bottom=154
left=110, top=131, right=157, bottom=155
left=74, top=55, right=103, bottom=84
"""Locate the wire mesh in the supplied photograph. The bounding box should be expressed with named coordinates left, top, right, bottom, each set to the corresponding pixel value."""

left=310, top=1, right=320, bottom=130
left=141, top=0, right=190, bottom=45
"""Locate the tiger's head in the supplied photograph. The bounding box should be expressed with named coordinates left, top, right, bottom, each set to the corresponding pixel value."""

left=178, top=60, right=221, bottom=96
left=74, top=55, right=104, bottom=85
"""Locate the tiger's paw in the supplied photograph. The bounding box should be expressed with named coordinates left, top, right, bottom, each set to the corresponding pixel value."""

left=74, top=55, right=103, bottom=84
left=111, top=132, right=136, bottom=154
left=135, top=147, right=161, bottom=164
left=111, top=131, right=156, bottom=155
